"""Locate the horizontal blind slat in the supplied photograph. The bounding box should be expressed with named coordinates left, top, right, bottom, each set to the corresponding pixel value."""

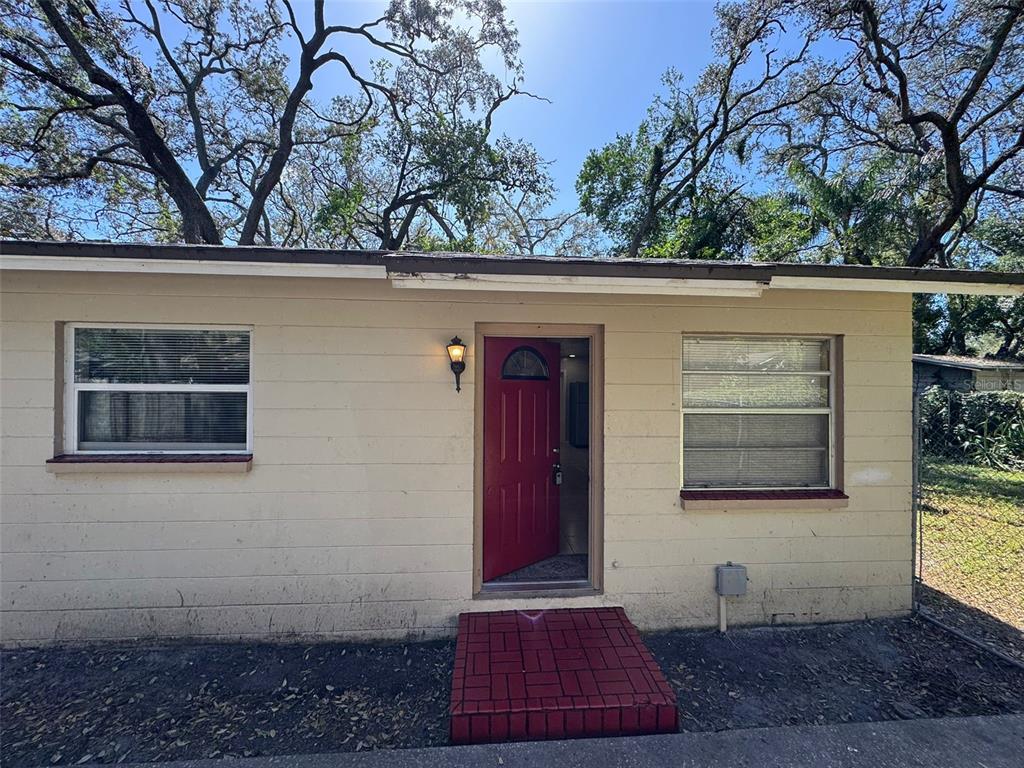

left=684, top=413, right=829, bottom=449
left=74, top=328, right=250, bottom=384
left=683, top=447, right=829, bottom=488
left=683, top=337, right=828, bottom=373
left=682, top=373, right=829, bottom=409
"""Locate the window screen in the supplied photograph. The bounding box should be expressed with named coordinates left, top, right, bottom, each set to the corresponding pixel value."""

left=682, top=337, right=833, bottom=489
left=69, top=326, right=251, bottom=453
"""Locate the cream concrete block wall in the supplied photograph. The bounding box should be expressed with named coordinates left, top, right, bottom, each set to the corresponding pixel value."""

left=0, top=269, right=913, bottom=644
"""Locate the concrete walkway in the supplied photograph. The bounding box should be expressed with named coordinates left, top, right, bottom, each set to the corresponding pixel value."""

left=110, top=714, right=1024, bottom=768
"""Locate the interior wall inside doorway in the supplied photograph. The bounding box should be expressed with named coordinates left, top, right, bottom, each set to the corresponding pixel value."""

left=559, top=339, right=590, bottom=555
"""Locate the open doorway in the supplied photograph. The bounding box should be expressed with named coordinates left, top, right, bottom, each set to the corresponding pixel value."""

left=476, top=331, right=597, bottom=592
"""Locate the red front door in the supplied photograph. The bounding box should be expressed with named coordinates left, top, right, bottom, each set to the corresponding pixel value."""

left=483, top=337, right=561, bottom=581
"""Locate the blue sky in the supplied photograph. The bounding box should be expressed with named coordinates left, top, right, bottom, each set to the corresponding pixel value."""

left=492, top=1, right=719, bottom=211
left=305, top=1, right=720, bottom=213
left=138, top=0, right=723, bottom=216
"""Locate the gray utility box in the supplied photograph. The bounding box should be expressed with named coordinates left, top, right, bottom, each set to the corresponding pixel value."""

left=716, top=563, right=748, bottom=596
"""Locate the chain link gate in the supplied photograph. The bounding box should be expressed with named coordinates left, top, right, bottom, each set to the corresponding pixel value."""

left=912, top=386, right=1024, bottom=662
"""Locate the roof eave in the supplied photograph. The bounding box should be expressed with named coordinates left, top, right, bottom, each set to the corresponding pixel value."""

left=912, top=355, right=1024, bottom=372
left=1, top=240, right=1023, bottom=296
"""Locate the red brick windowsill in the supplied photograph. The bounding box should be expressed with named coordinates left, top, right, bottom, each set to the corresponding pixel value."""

left=680, top=488, right=849, bottom=510
left=48, top=453, right=252, bottom=463
left=46, top=453, right=253, bottom=474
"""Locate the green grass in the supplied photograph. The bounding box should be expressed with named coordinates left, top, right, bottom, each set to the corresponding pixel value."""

left=920, top=460, right=1024, bottom=629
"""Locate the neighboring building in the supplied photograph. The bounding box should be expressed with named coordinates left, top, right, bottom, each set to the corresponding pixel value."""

left=913, top=354, right=1024, bottom=394
left=2, top=240, right=1022, bottom=645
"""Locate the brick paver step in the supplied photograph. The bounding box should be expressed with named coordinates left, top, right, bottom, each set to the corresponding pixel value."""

left=449, top=607, right=678, bottom=744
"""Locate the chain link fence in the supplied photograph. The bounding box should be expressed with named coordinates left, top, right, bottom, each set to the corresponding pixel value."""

left=912, top=386, right=1024, bottom=660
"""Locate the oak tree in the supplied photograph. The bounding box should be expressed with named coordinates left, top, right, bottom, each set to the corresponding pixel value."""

left=0, top=0, right=545, bottom=247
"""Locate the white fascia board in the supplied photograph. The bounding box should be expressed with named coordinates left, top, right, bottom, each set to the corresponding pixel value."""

left=0, top=255, right=388, bottom=280
left=390, top=272, right=767, bottom=297
left=769, top=275, right=1024, bottom=296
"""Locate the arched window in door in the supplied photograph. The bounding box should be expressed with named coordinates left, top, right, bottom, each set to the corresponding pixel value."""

left=501, top=346, right=550, bottom=380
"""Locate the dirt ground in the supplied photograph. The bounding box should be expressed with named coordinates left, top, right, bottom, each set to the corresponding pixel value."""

left=916, top=584, right=1024, bottom=664
left=1, top=638, right=454, bottom=765
left=644, top=615, right=1024, bottom=731
left=3, top=616, right=1023, bottom=767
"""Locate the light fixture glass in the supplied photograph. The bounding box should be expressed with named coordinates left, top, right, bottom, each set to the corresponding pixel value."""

left=447, top=337, right=467, bottom=364
left=447, top=336, right=467, bottom=392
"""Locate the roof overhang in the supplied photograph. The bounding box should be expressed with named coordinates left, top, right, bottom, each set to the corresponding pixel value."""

left=2, top=240, right=1022, bottom=297
left=0, top=253, right=386, bottom=280
left=912, top=354, right=1024, bottom=372
left=768, top=275, right=1022, bottom=296
left=389, top=272, right=768, bottom=297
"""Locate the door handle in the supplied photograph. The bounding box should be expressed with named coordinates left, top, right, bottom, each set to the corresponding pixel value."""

left=552, top=463, right=563, bottom=486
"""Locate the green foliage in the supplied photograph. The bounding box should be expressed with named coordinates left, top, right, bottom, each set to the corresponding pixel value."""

left=640, top=185, right=747, bottom=260
left=785, top=156, right=912, bottom=266
left=411, top=117, right=540, bottom=240
left=574, top=0, right=853, bottom=259
left=317, top=41, right=550, bottom=250
left=913, top=295, right=948, bottom=354
left=576, top=126, right=657, bottom=248
left=577, top=104, right=758, bottom=261
left=967, top=219, right=1024, bottom=358
left=910, top=216, right=1024, bottom=358
left=920, top=388, right=1024, bottom=471
left=745, top=194, right=813, bottom=262
left=577, top=0, right=1024, bottom=267
left=407, top=232, right=484, bottom=253
left=313, top=185, right=366, bottom=241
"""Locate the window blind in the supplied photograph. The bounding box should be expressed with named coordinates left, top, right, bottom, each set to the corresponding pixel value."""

left=75, top=328, right=249, bottom=384
left=682, top=337, right=832, bottom=489
left=682, top=374, right=828, bottom=409
left=683, top=337, right=828, bottom=372
left=69, top=327, right=251, bottom=453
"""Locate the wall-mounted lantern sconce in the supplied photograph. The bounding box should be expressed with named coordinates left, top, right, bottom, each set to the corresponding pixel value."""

left=447, top=336, right=467, bottom=392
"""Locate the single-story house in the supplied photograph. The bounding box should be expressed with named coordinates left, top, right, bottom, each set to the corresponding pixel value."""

left=913, top=353, right=1024, bottom=394
left=2, top=240, right=1022, bottom=646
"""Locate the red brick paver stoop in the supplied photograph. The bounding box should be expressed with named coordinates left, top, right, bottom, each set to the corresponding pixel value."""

left=449, top=607, right=678, bottom=744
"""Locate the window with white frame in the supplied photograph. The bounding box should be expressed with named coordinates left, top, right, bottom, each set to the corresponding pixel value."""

left=681, top=336, right=834, bottom=489
left=66, top=325, right=252, bottom=453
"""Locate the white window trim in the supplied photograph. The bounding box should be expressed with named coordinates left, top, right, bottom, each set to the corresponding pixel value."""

left=681, top=335, right=837, bottom=491
left=64, top=323, right=254, bottom=455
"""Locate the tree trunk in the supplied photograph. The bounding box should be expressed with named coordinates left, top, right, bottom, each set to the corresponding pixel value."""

left=906, top=231, right=943, bottom=268
left=120, top=96, right=221, bottom=243
left=114, top=106, right=221, bottom=243
left=36, top=0, right=222, bottom=245
left=996, top=326, right=1023, bottom=359
left=627, top=211, right=656, bottom=258
left=237, top=4, right=327, bottom=246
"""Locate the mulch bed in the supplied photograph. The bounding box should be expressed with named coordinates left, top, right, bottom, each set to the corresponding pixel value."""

left=1, top=639, right=454, bottom=766
left=645, top=614, right=1024, bottom=732
left=3, top=615, right=1024, bottom=766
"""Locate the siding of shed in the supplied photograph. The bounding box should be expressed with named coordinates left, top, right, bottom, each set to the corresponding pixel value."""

left=0, top=270, right=913, bottom=644
left=975, top=369, right=1024, bottom=392
left=912, top=362, right=976, bottom=394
